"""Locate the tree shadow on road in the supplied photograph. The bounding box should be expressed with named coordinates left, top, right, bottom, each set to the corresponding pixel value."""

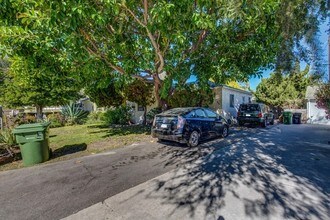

left=145, top=127, right=330, bottom=219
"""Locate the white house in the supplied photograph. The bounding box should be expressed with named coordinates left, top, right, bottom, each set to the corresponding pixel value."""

left=209, top=85, right=252, bottom=119
left=305, top=86, right=330, bottom=125
left=127, top=101, right=157, bottom=124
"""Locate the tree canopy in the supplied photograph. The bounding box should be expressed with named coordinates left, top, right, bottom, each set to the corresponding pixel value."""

left=0, top=56, right=81, bottom=118
left=0, top=0, right=328, bottom=109
left=167, top=84, right=214, bottom=108
left=254, top=64, right=313, bottom=109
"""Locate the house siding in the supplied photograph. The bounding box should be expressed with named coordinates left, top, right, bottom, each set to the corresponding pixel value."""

left=220, top=86, right=252, bottom=118
left=307, top=100, right=330, bottom=124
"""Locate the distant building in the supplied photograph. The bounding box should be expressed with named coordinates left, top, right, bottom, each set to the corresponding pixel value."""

left=305, top=86, right=330, bottom=125
left=209, top=85, right=252, bottom=119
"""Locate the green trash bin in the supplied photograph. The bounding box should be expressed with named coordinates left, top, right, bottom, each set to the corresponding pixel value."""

left=283, top=112, right=293, bottom=124
left=13, top=122, right=51, bottom=166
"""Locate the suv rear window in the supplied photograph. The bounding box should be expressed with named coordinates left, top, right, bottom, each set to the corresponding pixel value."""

left=239, top=104, right=260, bottom=111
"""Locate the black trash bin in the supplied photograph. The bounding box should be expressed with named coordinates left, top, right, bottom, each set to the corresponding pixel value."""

left=292, top=113, right=302, bottom=124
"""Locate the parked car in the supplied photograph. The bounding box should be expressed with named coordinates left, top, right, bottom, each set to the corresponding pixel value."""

left=237, top=103, right=274, bottom=127
left=151, top=107, right=229, bottom=147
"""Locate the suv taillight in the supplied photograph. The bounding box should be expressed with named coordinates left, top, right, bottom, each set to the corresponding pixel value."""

left=237, top=111, right=241, bottom=117
left=258, top=112, right=262, bottom=118
left=177, top=116, right=185, bottom=130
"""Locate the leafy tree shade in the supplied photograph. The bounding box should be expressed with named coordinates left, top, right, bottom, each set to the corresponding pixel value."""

left=85, top=77, right=153, bottom=108
left=167, top=84, right=214, bottom=108
left=124, top=79, right=154, bottom=109
left=254, top=64, right=313, bottom=109
left=0, top=0, right=328, bottom=109
left=84, top=77, right=126, bottom=108
left=315, top=83, right=330, bottom=118
left=0, top=56, right=80, bottom=119
left=124, top=79, right=154, bottom=124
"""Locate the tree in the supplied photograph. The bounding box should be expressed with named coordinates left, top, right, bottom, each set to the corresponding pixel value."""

left=315, top=83, right=330, bottom=118
left=125, top=79, right=154, bottom=124
left=254, top=65, right=313, bottom=110
left=0, top=56, right=80, bottom=119
left=226, top=81, right=243, bottom=90
left=84, top=76, right=126, bottom=108
left=167, top=84, right=214, bottom=108
left=1, top=0, right=328, bottom=109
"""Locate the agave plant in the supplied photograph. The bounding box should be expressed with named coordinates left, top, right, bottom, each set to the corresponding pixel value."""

left=61, top=103, right=89, bottom=125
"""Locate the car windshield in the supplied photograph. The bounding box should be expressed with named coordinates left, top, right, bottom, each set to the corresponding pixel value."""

left=239, top=104, right=260, bottom=111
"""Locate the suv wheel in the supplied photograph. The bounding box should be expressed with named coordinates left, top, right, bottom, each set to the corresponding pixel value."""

left=261, top=119, right=267, bottom=128
left=270, top=118, right=274, bottom=125
left=188, top=131, right=200, bottom=147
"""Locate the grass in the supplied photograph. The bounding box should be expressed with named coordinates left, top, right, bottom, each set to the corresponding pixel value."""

left=0, top=123, right=153, bottom=171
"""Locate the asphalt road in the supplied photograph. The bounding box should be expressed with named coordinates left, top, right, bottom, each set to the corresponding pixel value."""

left=1, top=124, right=329, bottom=220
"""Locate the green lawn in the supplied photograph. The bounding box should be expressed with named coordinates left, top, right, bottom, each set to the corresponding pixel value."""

left=0, top=124, right=153, bottom=171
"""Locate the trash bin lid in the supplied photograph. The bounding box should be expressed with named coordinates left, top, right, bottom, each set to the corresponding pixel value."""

left=13, top=122, right=51, bottom=134
left=283, top=111, right=293, bottom=116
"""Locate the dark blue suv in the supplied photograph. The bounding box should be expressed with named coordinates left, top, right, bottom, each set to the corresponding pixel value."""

left=151, top=107, right=229, bottom=147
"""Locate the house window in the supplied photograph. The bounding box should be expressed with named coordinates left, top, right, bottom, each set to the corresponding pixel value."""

left=242, top=96, right=245, bottom=104
left=248, top=97, right=251, bottom=103
left=138, top=105, right=145, bottom=111
left=230, top=94, right=234, bottom=107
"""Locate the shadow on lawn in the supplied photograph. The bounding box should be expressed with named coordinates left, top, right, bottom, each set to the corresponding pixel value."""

left=87, top=124, right=151, bottom=137
left=146, top=127, right=330, bottom=219
left=51, top=143, right=87, bottom=159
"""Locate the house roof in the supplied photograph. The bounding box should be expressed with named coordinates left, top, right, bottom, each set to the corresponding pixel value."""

left=209, top=83, right=252, bottom=95
left=305, top=86, right=318, bottom=99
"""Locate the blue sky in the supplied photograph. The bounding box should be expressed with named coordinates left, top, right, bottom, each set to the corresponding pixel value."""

left=249, top=20, right=329, bottom=91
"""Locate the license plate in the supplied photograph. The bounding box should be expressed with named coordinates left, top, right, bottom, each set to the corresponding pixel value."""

left=245, top=114, right=251, bottom=116
left=161, top=124, right=168, bottom=128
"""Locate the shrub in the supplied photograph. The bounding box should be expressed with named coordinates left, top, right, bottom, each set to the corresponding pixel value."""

left=47, top=113, right=65, bottom=128
left=86, top=111, right=105, bottom=124
left=103, top=106, right=132, bottom=125
left=0, top=128, right=17, bottom=148
left=146, top=108, right=162, bottom=125
left=61, top=103, right=89, bottom=125
left=24, top=114, right=37, bottom=123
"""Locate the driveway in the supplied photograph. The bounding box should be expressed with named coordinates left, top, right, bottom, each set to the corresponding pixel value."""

left=1, top=124, right=329, bottom=220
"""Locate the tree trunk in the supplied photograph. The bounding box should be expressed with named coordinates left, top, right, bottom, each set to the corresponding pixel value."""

left=143, top=107, right=147, bottom=125
left=153, top=74, right=169, bottom=111
left=36, top=105, right=43, bottom=120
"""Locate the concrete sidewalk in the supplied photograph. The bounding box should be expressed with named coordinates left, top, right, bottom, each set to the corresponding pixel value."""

left=64, top=125, right=330, bottom=220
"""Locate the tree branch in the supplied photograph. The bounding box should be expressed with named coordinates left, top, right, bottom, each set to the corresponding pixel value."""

left=121, top=2, right=165, bottom=74
left=143, top=0, right=148, bottom=24
left=121, top=4, right=146, bottom=28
